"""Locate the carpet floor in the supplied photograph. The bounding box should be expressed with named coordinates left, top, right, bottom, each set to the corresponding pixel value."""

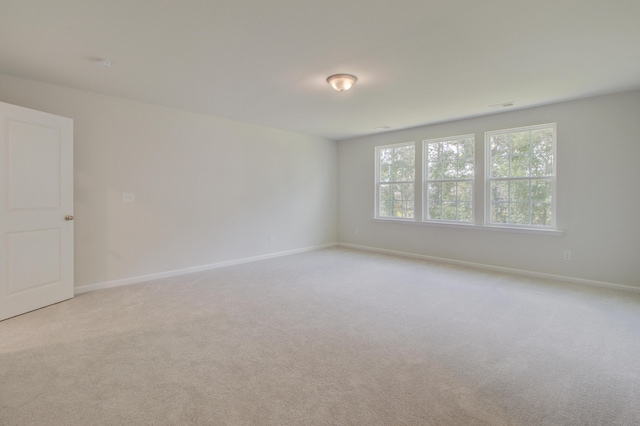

left=1, top=247, right=639, bottom=425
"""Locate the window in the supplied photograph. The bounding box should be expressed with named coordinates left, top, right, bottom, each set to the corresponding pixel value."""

left=486, top=124, right=556, bottom=228
left=424, top=135, right=474, bottom=222
left=373, top=123, right=558, bottom=233
left=375, top=142, right=415, bottom=219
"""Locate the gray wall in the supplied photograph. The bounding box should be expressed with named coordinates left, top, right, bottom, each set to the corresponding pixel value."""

left=0, top=74, right=338, bottom=288
left=338, top=90, right=640, bottom=287
left=2, top=72, right=637, bottom=289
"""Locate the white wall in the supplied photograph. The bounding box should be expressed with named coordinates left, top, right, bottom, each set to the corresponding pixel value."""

left=338, top=90, right=640, bottom=288
left=0, top=74, right=337, bottom=288
left=2, top=73, right=637, bottom=289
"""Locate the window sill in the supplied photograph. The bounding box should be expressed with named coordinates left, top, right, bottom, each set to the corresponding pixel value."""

left=371, top=218, right=564, bottom=236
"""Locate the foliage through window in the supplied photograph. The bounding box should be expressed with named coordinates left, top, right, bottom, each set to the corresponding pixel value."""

left=376, top=142, right=415, bottom=219
left=486, top=124, right=556, bottom=227
left=424, top=135, right=474, bottom=222
left=373, top=124, right=557, bottom=231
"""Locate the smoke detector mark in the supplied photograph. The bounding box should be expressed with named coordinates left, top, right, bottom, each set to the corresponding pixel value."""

left=90, top=57, right=113, bottom=68
left=489, top=101, right=514, bottom=108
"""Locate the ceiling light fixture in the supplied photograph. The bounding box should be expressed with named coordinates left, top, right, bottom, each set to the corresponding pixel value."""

left=327, top=74, right=357, bottom=92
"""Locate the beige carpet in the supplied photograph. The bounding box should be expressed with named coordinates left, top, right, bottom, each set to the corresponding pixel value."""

left=1, top=247, right=639, bottom=425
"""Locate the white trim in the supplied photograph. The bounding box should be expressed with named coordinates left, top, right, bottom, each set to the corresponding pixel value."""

left=371, top=217, right=564, bottom=236
left=338, top=242, right=640, bottom=294
left=374, top=140, right=416, bottom=151
left=484, top=123, right=557, bottom=229
left=422, top=134, right=475, bottom=223
left=422, top=133, right=476, bottom=145
left=374, top=141, right=416, bottom=219
left=74, top=243, right=338, bottom=295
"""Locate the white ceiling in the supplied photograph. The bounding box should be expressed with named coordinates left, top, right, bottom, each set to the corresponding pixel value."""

left=1, top=0, right=639, bottom=140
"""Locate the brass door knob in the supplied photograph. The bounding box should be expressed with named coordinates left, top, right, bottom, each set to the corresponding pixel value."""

left=65, top=215, right=75, bottom=221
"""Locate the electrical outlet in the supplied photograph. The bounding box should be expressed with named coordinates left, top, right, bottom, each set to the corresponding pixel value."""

left=269, top=234, right=276, bottom=243
left=354, top=227, right=359, bottom=235
left=122, top=192, right=135, bottom=203
left=563, top=250, right=572, bottom=261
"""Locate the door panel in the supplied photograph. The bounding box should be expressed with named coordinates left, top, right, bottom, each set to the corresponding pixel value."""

left=7, top=229, right=61, bottom=293
left=8, top=120, right=61, bottom=209
left=0, top=101, right=73, bottom=321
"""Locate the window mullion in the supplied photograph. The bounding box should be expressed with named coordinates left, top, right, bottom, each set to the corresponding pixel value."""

left=485, top=123, right=556, bottom=228
left=423, top=135, right=475, bottom=223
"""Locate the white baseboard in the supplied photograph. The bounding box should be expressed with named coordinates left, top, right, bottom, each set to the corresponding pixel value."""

left=75, top=243, right=338, bottom=295
left=338, top=242, right=640, bottom=294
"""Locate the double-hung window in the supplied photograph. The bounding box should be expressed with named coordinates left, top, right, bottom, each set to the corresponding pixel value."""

left=375, top=142, right=415, bottom=219
left=424, top=135, right=475, bottom=222
left=374, top=123, right=557, bottom=231
left=486, top=124, right=556, bottom=228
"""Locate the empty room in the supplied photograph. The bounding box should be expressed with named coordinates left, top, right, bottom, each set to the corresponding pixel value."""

left=1, top=1, right=639, bottom=425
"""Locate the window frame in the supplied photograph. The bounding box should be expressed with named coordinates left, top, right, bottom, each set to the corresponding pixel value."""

left=484, top=123, right=557, bottom=230
left=374, top=141, right=416, bottom=220
left=422, top=134, right=475, bottom=224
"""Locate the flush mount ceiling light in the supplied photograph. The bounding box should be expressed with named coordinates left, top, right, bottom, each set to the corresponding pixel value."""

left=326, top=74, right=357, bottom=92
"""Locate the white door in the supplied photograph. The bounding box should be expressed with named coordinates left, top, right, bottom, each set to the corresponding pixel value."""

left=0, top=101, right=74, bottom=321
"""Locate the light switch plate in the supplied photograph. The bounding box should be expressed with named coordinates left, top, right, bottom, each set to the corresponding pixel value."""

left=122, top=192, right=135, bottom=203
